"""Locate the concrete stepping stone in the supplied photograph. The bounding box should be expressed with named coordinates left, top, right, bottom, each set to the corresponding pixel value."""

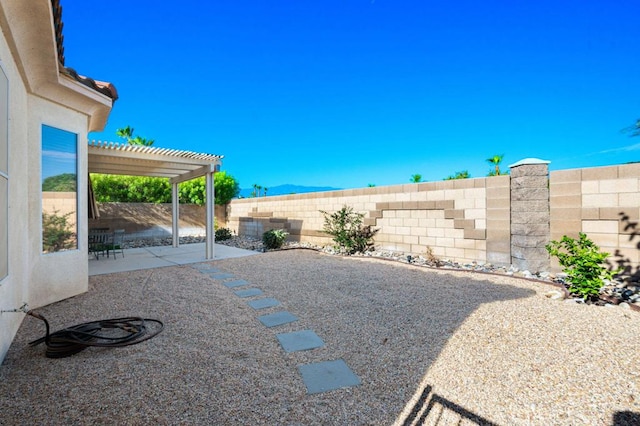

left=298, top=359, right=361, bottom=394
left=247, top=298, right=280, bottom=310
left=193, top=264, right=218, bottom=272
left=276, top=330, right=324, bottom=353
left=210, top=273, right=234, bottom=280
left=234, top=288, right=263, bottom=298
left=258, top=311, right=298, bottom=328
left=223, top=279, right=249, bottom=288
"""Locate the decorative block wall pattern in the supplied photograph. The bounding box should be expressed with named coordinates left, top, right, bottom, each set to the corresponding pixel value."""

left=228, top=177, right=498, bottom=265
left=549, top=163, right=640, bottom=276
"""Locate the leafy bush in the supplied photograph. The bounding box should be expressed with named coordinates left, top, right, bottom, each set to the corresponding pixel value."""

left=42, top=211, right=76, bottom=253
left=546, top=232, right=619, bottom=300
left=262, top=229, right=288, bottom=250
left=215, top=228, right=233, bottom=241
left=90, top=171, right=240, bottom=205
left=320, top=205, right=379, bottom=254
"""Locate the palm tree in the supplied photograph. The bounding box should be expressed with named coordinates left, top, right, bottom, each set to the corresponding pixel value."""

left=486, top=154, right=505, bottom=176
left=256, top=185, right=263, bottom=197
left=410, top=174, right=422, bottom=183
left=251, top=183, right=258, bottom=198
left=263, top=187, right=268, bottom=197
left=116, top=125, right=154, bottom=146
left=116, top=126, right=134, bottom=140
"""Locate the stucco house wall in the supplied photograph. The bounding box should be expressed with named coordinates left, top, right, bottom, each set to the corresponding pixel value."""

left=0, top=0, right=115, bottom=362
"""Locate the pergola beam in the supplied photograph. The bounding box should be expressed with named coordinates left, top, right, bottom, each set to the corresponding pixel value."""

left=169, top=163, right=219, bottom=185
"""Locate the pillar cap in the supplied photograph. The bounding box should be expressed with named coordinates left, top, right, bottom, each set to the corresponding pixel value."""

left=509, top=158, right=551, bottom=168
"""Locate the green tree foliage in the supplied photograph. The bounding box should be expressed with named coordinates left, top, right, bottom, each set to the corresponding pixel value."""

left=410, top=174, right=422, bottom=183
left=486, top=154, right=505, bottom=176
left=444, top=170, right=470, bottom=180
left=212, top=171, right=241, bottom=205
left=42, top=173, right=76, bottom=192
left=91, top=174, right=171, bottom=203
left=90, top=171, right=240, bottom=205
left=116, top=125, right=155, bottom=146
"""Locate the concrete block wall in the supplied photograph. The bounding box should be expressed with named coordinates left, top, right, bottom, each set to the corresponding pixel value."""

left=42, top=191, right=78, bottom=228
left=550, top=163, right=640, bottom=276
left=88, top=203, right=221, bottom=239
left=228, top=176, right=511, bottom=265
left=228, top=162, right=640, bottom=273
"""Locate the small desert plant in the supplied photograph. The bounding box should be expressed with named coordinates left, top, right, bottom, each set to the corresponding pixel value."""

left=320, top=205, right=379, bottom=254
left=262, top=229, right=288, bottom=250
left=215, top=227, right=233, bottom=241
left=42, top=210, right=76, bottom=253
left=424, top=246, right=442, bottom=266
left=546, top=232, right=619, bottom=300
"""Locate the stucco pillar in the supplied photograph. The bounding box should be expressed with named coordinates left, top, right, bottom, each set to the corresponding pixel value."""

left=509, top=158, right=551, bottom=272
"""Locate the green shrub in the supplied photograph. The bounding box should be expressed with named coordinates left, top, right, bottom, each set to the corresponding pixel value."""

left=546, top=232, right=619, bottom=300
left=42, top=211, right=76, bottom=253
left=320, top=205, right=379, bottom=254
left=262, top=229, right=288, bottom=250
left=215, top=228, right=233, bottom=241
left=90, top=171, right=240, bottom=205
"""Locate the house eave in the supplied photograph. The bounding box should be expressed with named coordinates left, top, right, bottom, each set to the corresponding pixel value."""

left=0, top=0, right=114, bottom=131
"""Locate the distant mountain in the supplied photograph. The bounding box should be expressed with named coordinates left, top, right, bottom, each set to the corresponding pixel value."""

left=238, top=184, right=342, bottom=198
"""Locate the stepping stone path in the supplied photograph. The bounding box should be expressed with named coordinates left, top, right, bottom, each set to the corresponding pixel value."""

left=299, top=360, right=362, bottom=394
left=259, top=311, right=298, bottom=328
left=248, top=298, right=280, bottom=310
left=277, top=329, right=324, bottom=352
left=223, top=279, right=250, bottom=288
left=234, top=288, right=263, bottom=298
left=193, top=263, right=361, bottom=395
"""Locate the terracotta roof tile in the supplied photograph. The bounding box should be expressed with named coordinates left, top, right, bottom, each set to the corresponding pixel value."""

left=51, top=0, right=118, bottom=100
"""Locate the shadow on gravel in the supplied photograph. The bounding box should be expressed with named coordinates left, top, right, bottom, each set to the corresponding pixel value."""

left=613, top=411, right=640, bottom=426
left=0, top=250, right=537, bottom=425
left=400, top=385, right=498, bottom=426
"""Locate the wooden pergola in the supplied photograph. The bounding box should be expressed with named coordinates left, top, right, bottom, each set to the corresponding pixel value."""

left=88, top=141, right=223, bottom=260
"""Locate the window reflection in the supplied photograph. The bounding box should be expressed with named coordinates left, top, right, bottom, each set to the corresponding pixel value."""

left=41, top=125, right=78, bottom=253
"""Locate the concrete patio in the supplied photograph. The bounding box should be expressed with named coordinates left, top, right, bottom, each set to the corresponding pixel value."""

left=88, top=243, right=259, bottom=276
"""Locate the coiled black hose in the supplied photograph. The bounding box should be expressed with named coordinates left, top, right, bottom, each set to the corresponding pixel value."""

left=27, top=311, right=164, bottom=358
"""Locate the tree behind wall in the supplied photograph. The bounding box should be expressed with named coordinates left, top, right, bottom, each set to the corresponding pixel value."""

left=486, top=154, right=505, bottom=176
left=91, top=171, right=240, bottom=205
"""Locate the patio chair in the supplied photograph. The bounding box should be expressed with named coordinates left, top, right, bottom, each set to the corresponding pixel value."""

left=106, top=229, right=126, bottom=259
left=88, top=228, right=110, bottom=259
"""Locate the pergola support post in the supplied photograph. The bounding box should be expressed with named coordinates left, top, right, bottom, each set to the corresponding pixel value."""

left=172, top=182, right=179, bottom=248
left=205, top=171, right=215, bottom=260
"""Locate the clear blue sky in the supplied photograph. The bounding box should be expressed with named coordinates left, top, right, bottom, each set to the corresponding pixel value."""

left=62, top=0, right=640, bottom=189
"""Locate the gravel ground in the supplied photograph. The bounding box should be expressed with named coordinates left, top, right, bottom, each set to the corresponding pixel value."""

left=0, top=249, right=639, bottom=425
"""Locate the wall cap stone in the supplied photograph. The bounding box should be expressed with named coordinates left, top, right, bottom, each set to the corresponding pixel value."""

left=509, top=158, right=551, bottom=168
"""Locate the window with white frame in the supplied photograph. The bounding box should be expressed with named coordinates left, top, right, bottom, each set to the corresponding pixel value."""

left=41, top=125, right=78, bottom=254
